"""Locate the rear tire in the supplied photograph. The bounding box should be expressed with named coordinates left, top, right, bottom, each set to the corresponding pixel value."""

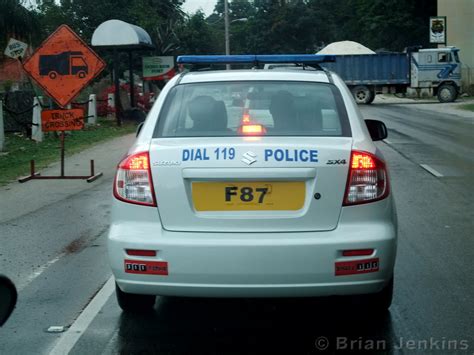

left=115, top=283, right=155, bottom=313
left=366, top=91, right=376, bottom=104
left=437, top=84, right=457, bottom=103
left=351, top=85, right=373, bottom=104
left=366, top=277, right=393, bottom=313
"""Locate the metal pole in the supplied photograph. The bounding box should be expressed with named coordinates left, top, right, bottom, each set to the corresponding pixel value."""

left=113, top=49, right=122, bottom=126
left=224, top=0, right=230, bottom=70
left=0, top=100, right=4, bottom=152
left=129, top=51, right=135, bottom=108
left=60, top=131, right=65, bottom=177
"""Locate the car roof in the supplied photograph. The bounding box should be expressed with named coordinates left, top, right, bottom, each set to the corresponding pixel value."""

left=179, top=69, right=331, bottom=84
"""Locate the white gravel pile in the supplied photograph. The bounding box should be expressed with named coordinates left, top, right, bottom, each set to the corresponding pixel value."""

left=317, top=41, right=375, bottom=55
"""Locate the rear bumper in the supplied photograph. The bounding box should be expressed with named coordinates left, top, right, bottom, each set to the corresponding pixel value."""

left=108, top=199, right=397, bottom=298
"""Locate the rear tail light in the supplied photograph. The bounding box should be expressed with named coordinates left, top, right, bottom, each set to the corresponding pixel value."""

left=114, top=152, right=156, bottom=206
left=343, top=151, right=389, bottom=206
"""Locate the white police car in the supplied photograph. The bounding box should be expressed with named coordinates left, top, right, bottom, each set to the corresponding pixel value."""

left=108, top=55, right=397, bottom=312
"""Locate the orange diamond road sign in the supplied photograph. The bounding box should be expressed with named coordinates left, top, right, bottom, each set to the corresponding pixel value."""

left=23, top=25, right=106, bottom=108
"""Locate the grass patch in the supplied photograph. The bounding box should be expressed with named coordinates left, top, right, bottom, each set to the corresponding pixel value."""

left=458, top=103, right=474, bottom=112
left=0, top=118, right=136, bottom=185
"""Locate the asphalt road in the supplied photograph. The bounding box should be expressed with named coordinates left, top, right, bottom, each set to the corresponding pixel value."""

left=0, top=101, right=473, bottom=354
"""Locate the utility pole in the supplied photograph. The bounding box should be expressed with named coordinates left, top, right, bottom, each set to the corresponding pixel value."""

left=224, top=0, right=230, bottom=70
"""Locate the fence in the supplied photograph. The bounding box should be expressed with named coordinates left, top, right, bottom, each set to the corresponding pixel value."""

left=0, top=94, right=112, bottom=145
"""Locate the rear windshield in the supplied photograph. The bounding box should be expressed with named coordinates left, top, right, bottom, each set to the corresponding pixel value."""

left=154, top=81, right=351, bottom=137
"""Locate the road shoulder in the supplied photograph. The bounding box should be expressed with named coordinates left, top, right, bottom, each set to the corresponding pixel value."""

left=0, top=133, right=135, bottom=223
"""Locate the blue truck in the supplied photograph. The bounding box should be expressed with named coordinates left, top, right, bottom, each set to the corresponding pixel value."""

left=320, top=47, right=462, bottom=104
left=266, top=47, right=462, bottom=104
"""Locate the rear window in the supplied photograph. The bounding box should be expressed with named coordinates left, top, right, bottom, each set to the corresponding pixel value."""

left=154, top=81, right=350, bottom=137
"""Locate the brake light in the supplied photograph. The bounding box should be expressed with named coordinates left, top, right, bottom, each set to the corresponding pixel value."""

left=343, top=151, right=389, bottom=206
left=240, top=124, right=266, bottom=135
left=114, top=152, right=156, bottom=206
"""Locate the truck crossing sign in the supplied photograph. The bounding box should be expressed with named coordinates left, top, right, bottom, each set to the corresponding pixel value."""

left=22, top=25, right=106, bottom=107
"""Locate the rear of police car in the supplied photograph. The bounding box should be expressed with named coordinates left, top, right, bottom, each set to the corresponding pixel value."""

left=108, top=55, right=397, bottom=312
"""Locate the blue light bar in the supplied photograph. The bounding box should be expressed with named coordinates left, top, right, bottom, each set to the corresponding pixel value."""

left=257, top=54, right=336, bottom=63
left=177, top=55, right=257, bottom=64
left=177, top=54, right=336, bottom=65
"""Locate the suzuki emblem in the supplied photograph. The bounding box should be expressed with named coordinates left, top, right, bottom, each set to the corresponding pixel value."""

left=241, top=151, right=257, bottom=165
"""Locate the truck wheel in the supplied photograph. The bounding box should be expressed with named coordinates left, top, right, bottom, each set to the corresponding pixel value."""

left=115, top=283, right=155, bottom=313
left=366, top=92, right=376, bottom=104
left=437, top=84, right=457, bottom=103
left=78, top=71, right=86, bottom=79
left=351, top=86, right=372, bottom=104
left=48, top=71, right=57, bottom=80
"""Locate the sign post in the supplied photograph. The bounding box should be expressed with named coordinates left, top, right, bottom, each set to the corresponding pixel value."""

left=19, top=25, right=106, bottom=183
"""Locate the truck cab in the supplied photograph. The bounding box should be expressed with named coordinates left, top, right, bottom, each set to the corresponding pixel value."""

left=410, top=47, right=461, bottom=102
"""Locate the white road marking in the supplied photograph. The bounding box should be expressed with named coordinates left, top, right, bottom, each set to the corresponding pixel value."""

left=17, top=254, right=65, bottom=291
left=49, top=276, right=115, bottom=355
left=420, top=164, right=444, bottom=178
left=383, top=139, right=392, bottom=144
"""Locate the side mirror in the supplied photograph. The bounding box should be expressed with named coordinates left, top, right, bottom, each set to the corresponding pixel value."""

left=136, top=122, right=144, bottom=137
left=365, top=119, right=388, bottom=141
left=0, top=275, right=17, bottom=327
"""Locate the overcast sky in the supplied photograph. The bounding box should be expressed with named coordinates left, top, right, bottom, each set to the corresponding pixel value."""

left=182, top=0, right=217, bottom=16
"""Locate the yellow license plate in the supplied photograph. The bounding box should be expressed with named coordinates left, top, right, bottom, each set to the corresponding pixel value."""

left=192, top=181, right=305, bottom=211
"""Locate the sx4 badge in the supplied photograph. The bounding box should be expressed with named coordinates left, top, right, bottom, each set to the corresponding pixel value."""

left=124, top=260, right=169, bottom=275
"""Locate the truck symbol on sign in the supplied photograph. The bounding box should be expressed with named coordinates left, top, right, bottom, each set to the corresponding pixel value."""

left=39, top=51, right=88, bottom=79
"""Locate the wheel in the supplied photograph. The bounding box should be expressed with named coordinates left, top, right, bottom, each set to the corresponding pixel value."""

left=78, top=71, right=86, bottom=79
left=48, top=71, right=57, bottom=80
left=351, top=85, right=373, bottom=104
left=366, top=91, right=376, bottom=104
left=437, top=84, right=457, bottom=103
left=366, top=277, right=394, bottom=313
left=115, top=283, right=155, bottom=313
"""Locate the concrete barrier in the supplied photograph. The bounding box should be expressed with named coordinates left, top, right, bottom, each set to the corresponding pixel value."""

left=88, top=94, right=97, bottom=124
left=107, top=93, right=115, bottom=118
left=31, top=97, right=43, bottom=142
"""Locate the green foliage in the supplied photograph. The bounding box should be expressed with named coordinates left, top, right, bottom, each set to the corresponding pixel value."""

left=177, top=11, right=219, bottom=54
left=0, top=0, right=40, bottom=50
left=10, top=0, right=437, bottom=60
left=201, top=0, right=436, bottom=55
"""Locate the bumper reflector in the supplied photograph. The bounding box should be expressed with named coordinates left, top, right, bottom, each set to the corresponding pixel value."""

left=126, top=249, right=157, bottom=257
left=342, top=249, right=374, bottom=257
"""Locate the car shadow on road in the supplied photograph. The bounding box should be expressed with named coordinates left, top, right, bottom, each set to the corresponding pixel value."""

left=116, top=296, right=396, bottom=354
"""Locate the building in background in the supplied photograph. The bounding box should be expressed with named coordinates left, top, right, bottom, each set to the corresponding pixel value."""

left=438, top=0, right=474, bottom=93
